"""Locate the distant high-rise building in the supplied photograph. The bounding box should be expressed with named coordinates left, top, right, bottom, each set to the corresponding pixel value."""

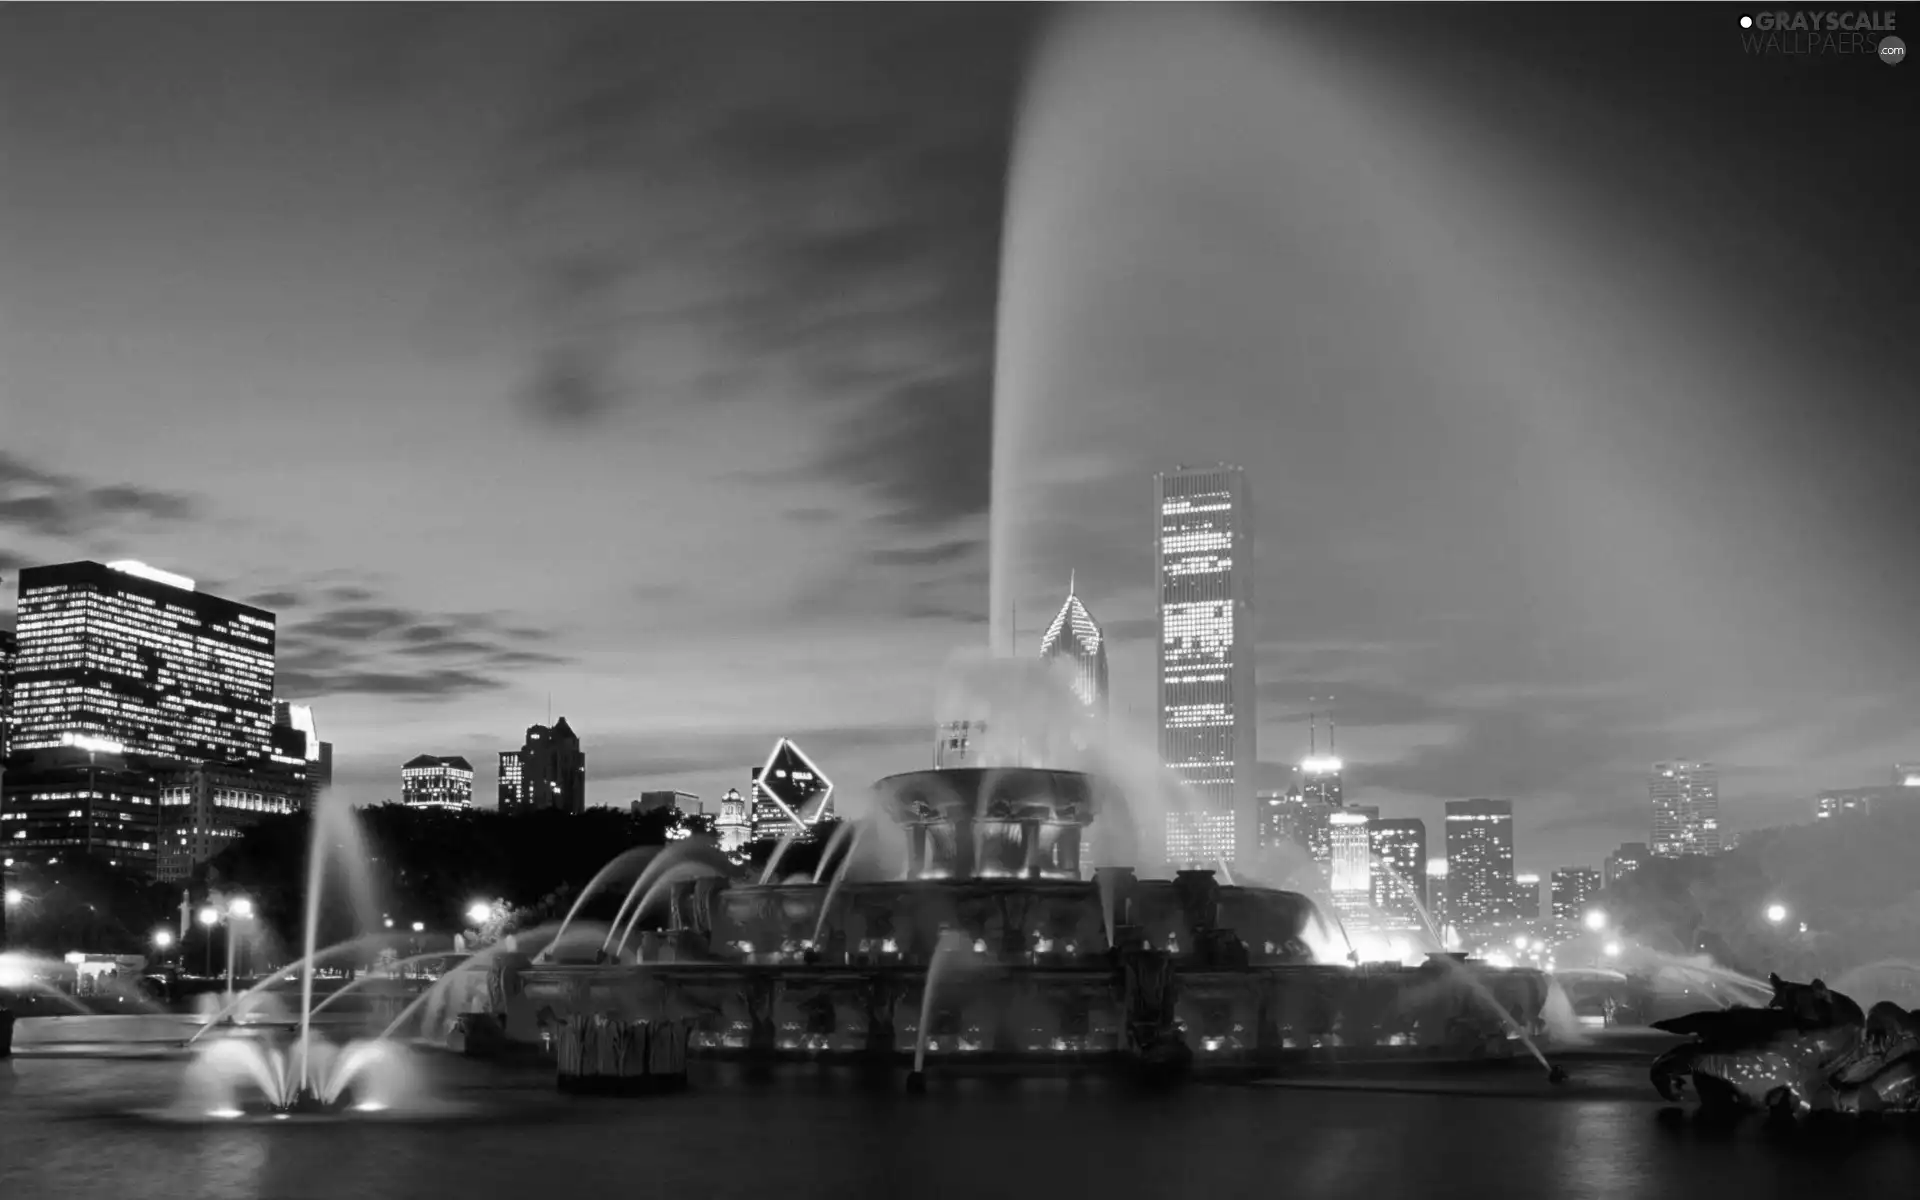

left=1297, top=714, right=1344, bottom=808
left=1650, top=762, right=1720, bottom=857
left=636, top=790, right=699, bottom=817
left=10, top=561, right=275, bottom=763
left=1155, top=464, right=1255, bottom=869
left=1369, top=817, right=1428, bottom=932
left=1551, top=867, right=1603, bottom=922
left=934, top=720, right=984, bottom=770
left=1038, top=573, right=1109, bottom=717
left=518, top=718, right=586, bottom=813
left=497, top=749, right=524, bottom=809
left=1513, top=872, right=1542, bottom=921
left=269, top=701, right=329, bottom=802
left=0, top=627, right=17, bottom=759
left=750, top=738, right=835, bottom=844
left=401, top=755, right=475, bottom=810
left=1603, top=841, right=1648, bottom=888
left=1896, top=763, right=1920, bottom=789
left=1815, top=788, right=1878, bottom=821
left=156, top=758, right=304, bottom=882
left=716, top=787, right=751, bottom=853
left=1327, top=810, right=1373, bottom=935
left=1444, top=799, right=1516, bottom=932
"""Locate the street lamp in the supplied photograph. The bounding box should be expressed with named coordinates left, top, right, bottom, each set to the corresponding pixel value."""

left=153, top=929, right=173, bottom=949
left=1603, top=941, right=1621, bottom=958
left=1765, top=903, right=1788, bottom=925
left=3, top=888, right=21, bottom=907
left=198, top=906, right=219, bottom=976
left=466, top=901, right=495, bottom=926
left=411, top=921, right=425, bottom=933
left=223, top=897, right=254, bottom=995
left=1583, top=910, right=1607, bottom=932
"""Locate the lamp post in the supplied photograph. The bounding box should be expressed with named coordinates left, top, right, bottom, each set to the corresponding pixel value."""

left=1765, top=903, right=1788, bottom=926
left=224, top=898, right=254, bottom=996
left=197, top=906, right=219, bottom=976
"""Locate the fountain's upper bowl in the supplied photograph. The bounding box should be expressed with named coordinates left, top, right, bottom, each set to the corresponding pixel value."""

left=874, top=767, right=1108, bottom=827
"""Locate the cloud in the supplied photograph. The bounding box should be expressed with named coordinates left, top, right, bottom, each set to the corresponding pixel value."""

left=868, top=537, right=985, bottom=567
left=585, top=720, right=934, bottom=786
left=497, top=9, right=1033, bottom=530
left=0, top=451, right=199, bottom=539
left=271, top=587, right=573, bottom=703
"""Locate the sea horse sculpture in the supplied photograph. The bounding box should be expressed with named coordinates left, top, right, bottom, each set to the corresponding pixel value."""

left=1645, top=973, right=1920, bottom=1115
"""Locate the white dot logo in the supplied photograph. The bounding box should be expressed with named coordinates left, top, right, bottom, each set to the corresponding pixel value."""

left=1740, top=14, right=1754, bottom=28
left=1882, top=36, right=1907, bottom=65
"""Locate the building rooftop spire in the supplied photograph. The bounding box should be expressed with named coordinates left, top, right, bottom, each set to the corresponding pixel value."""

left=1068, top=568, right=1076, bottom=597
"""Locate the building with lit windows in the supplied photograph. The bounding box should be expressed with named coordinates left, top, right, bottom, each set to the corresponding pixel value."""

left=1550, top=866, right=1602, bottom=922
left=515, top=718, right=586, bottom=813
left=402, top=755, right=475, bottom=810
left=1256, top=786, right=1324, bottom=860
left=273, top=701, right=331, bottom=794
left=156, top=758, right=305, bottom=882
left=1369, top=817, right=1427, bottom=931
left=497, top=749, right=524, bottom=808
left=1603, top=841, right=1648, bottom=887
left=716, top=787, right=751, bottom=853
left=9, top=561, right=275, bottom=763
left=1038, top=574, right=1109, bottom=717
left=750, top=738, right=835, bottom=844
left=1513, top=872, right=1541, bottom=921
left=0, top=627, right=17, bottom=758
left=1444, top=799, right=1516, bottom=934
left=0, top=741, right=161, bottom=875
left=1650, top=761, right=1720, bottom=858
left=1327, top=809, right=1373, bottom=933
left=934, top=720, right=984, bottom=770
left=1155, top=464, right=1255, bottom=869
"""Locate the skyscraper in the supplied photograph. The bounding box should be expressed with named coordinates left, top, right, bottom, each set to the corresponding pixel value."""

left=1038, top=573, right=1109, bottom=717
left=0, top=627, right=17, bottom=758
left=1650, top=761, right=1720, bottom=858
left=1603, top=841, right=1648, bottom=887
left=1369, top=817, right=1428, bottom=932
left=272, top=701, right=331, bottom=794
left=497, top=749, right=524, bottom=809
left=1327, top=809, right=1373, bottom=934
left=401, top=755, right=475, bottom=810
left=1155, top=464, right=1255, bottom=869
left=517, top=718, right=586, bottom=813
left=10, top=561, right=275, bottom=762
left=750, top=737, right=834, bottom=843
left=156, top=758, right=304, bottom=882
left=1513, top=873, right=1542, bottom=921
left=2, top=740, right=160, bottom=875
left=1444, top=799, right=1516, bottom=933
left=715, top=786, right=751, bottom=853
left=1551, top=866, right=1603, bottom=922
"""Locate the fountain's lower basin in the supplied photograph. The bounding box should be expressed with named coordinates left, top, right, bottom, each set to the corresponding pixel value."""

left=510, top=958, right=1549, bottom=1069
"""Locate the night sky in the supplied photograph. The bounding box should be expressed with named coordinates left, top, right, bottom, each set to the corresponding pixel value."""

left=2, top=6, right=1914, bottom=875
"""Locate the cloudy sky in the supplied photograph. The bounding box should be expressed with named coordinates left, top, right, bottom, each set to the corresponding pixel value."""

left=2, top=6, right=1914, bottom=875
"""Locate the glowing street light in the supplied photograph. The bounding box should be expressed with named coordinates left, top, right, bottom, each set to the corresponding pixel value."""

left=153, top=929, right=174, bottom=949
left=1765, top=903, right=1788, bottom=925
left=198, top=906, right=220, bottom=927
left=466, top=901, right=495, bottom=926
left=228, top=897, right=254, bottom=920
left=1583, top=910, right=1607, bottom=932
left=1603, top=941, right=1622, bottom=958
left=3, top=888, right=21, bottom=907
left=411, top=921, right=425, bottom=933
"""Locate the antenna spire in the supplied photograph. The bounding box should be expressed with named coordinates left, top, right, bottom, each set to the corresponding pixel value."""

left=1308, top=712, right=1317, bottom=756
left=1068, top=568, right=1076, bottom=597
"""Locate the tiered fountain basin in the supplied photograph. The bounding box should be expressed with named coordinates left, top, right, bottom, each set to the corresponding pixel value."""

left=492, top=769, right=1549, bottom=1073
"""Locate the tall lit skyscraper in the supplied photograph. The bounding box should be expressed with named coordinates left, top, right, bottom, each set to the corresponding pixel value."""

left=271, top=700, right=330, bottom=798
left=1513, top=872, right=1542, bottom=921
left=1444, top=799, right=1516, bottom=933
left=498, top=749, right=525, bottom=809
left=518, top=718, right=586, bottom=813
left=1369, top=817, right=1428, bottom=932
left=1550, top=867, right=1602, bottom=922
left=1426, top=858, right=1450, bottom=938
left=10, top=560, right=274, bottom=762
left=1603, top=841, right=1648, bottom=887
left=1038, top=573, right=1109, bottom=717
left=1327, top=809, right=1373, bottom=933
left=0, top=627, right=17, bottom=758
left=1650, top=761, right=1720, bottom=858
left=1155, top=464, right=1255, bottom=869
left=750, top=737, right=834, bottom=843
left=402, top=755, right=475, bottom=810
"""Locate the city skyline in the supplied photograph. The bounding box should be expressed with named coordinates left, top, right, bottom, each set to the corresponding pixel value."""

left=4, top=8, right=1917, bottom=875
